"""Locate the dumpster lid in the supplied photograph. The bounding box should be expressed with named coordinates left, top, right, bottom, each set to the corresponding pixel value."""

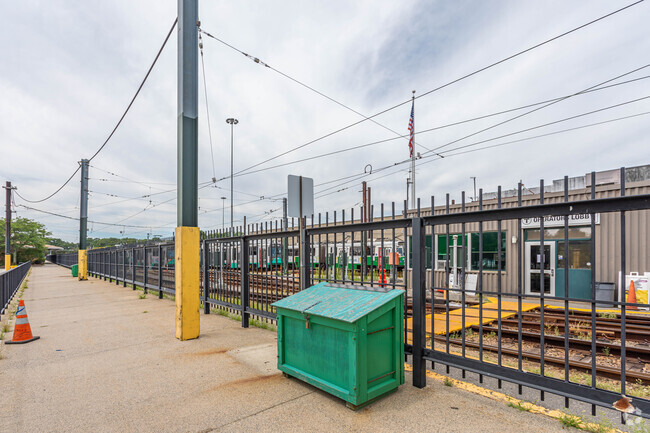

left=272, top=282, right=405, bottom=323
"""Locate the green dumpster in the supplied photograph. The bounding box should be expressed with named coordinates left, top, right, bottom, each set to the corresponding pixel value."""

left=272, top=282, right=405, bottom=409
left=71, top=264, right=78, bottom=277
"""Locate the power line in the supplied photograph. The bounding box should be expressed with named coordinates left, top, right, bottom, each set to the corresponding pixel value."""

left=90, top=165, right=176, bottom=189
left=88, top=17, right=178, bottom=162
left=198, top=27, right=439, bottom=155
left=198, top=31, right=218, bottom=181
left=212, top=1, right=643, bottom=178
left=314, top=105, right=650, bottom=199
left=212, top=70, right=650, bottom=180
left=427, top=63, right=650, bottom=154
left=14, top=165, right=80, bottom=203
left=15, top=17, right=178, bottom=204
left=16, top=204, right=175, bottom=229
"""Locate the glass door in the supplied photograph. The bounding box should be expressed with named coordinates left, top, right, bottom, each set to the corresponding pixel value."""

left=525, top=242, right=555, bottom=296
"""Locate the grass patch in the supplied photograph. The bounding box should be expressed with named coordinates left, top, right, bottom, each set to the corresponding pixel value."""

left=558, top=412, right=583, bottom=429
left=212, top=307, right=276, bottom=331
left=142, top=311, right=148, bottom=314
left=138, top=293, right=147, bottom=299
left=2, top=324, right=9, bottom=333
left=443, top=377, right=453, bottom=387
left=598, top=312, right=617, bottom=319
left=582, top=415, right=614, bottom=433
left=507, top=399, right=533, bottom=412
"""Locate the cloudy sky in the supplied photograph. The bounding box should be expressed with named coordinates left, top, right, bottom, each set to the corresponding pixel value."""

left=2, top=0, right=649, bottom=242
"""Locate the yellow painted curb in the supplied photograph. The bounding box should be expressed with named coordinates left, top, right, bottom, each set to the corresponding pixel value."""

left=404, top=363, right=623, bottom=433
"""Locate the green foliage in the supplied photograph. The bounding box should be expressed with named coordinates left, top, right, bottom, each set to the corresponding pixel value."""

left=0, top=217, right=50, bottom=264
left=443, top=377, right=454, bottom=387
left=87, top=237, right=162, bottom=249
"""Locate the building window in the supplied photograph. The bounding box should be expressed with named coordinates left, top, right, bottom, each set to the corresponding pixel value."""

left=470, top=232, right=506, bottom=271
left=436, top=234, right=468, bottom=270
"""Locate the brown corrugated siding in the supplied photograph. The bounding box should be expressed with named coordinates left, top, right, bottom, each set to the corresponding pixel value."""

left=407, top=180, right=650, bottom=297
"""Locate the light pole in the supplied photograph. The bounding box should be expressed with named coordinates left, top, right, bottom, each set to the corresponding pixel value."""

left=220, top=196, right=226, bottom=233
left=226, top=118, right=238, bottom=236
left=470, top=176, right=477, bottom=202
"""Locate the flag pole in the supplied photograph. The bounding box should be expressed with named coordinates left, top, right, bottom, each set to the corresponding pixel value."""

left=410, top=90, right=416, bottom=209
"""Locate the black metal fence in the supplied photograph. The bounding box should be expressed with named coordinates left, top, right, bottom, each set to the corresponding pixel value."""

left=49, top=168, right=650, bottom=422
left=49, top=253, right=77, bottom=268
left=1, top=262, right=31, bottom=316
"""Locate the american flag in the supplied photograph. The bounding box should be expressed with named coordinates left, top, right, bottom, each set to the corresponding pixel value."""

left=408, top=101, right=414, bottom=157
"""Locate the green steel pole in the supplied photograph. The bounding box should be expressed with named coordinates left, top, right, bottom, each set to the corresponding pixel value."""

left=79, top=160, right=89, bottom=250
left=4, top=181, right=11, bottom=270
left=177, top=0, right=199, bottom=227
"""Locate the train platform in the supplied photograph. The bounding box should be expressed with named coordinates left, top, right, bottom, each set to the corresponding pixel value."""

left=0, top=263, right=569, bottom=432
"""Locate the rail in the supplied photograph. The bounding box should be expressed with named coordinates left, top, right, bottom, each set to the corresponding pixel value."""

left=1, top=262, right=31, bottom=316
left=48, top=168, right=650, bottom=422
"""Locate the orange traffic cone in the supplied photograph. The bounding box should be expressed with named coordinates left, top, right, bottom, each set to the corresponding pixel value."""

left=627, top=280, right=638, bottom=311
left=6, top=300, right=40, bottom=344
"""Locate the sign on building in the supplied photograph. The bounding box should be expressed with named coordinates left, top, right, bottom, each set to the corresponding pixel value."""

left=521, top=213, right=600, bottom=228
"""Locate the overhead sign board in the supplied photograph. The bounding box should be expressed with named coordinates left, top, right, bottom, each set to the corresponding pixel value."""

left=521, top=213, right=600, bottom=228
left=287, top=175, right=314, bottom=218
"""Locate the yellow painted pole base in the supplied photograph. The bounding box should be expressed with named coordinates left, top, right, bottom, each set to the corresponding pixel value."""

left=175, top=226, right=200, bottom=340
left=78, top=249, right=88, bottom=281
left=4, top=254, right=10, bottom=271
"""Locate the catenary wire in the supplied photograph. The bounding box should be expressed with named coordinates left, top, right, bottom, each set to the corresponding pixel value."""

left=217, top=69, right=650, bottom=180
left=209, top=1, right=643, bottom=178
left=198, top=27, right=439, bottom=155
left=15, top=17, right=178, bottom=204
left=199, top=31, right=218, bottom=181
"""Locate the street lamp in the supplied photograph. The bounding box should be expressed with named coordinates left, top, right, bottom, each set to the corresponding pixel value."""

left=220, top=196, right=226, bottom=233
left=226, top=118, right=239, bottom=236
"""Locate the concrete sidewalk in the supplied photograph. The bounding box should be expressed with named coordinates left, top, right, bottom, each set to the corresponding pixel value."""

left=0, top=264, right=567, bottom=432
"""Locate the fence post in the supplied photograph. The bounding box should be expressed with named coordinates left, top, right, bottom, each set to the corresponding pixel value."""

left=123, top=248, right=127, bottom=287
left=300, top=219, right=311, bottom=291
left=412, top=217, right=426, bottom=388
left=115, top=250, right=119, bottom=285
left=203, top=239, right=209, bottom=314
left=241, top=236, right=249, bottom=328
left=158, top=244, right=163, bottom=298
left=131, top=248, right=136, bottom=290
left=143, top=246, right=148, bottom=294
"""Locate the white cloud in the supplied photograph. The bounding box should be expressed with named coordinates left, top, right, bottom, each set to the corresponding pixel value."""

left=2, top=0, right=649, bottom=241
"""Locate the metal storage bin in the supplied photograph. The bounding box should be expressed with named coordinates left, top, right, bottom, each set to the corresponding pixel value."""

left=272, top=282, right=405, bottom=409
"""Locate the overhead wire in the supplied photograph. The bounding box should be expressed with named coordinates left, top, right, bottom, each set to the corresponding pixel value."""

left=205, top=68, right=650, bottom=180
left=198, top=27, right=439, bottom=155
left=314, top=107, right=650, bottom=199
left=426, top=63, right=650, bottom=155
left=204, top=0, right=643, bottom=178
left=198, top=31, right=218, bottom=182
left=16, top=204, right=175, bottom=230
left=15, top=17, right=178, bottom=204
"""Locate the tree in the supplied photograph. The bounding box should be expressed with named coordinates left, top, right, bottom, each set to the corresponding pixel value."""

left=0, top=217, right=51, bottom=264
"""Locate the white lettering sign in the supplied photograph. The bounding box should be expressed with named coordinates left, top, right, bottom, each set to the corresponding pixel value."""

left=521, top=213, right=599, bottom=228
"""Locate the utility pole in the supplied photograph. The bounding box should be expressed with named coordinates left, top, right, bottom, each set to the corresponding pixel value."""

left=361, top=181, right=367, bottom=279
left=226, top=117, right=238, bottom=236
left=410, top=90, right=416, bottom=209
left=78, top=160, right=89, bottom=280
left=176, top=0, right=200, bottom=341
left=4, top=181, right=11, bottom=271
left=282, top=197, right=288, bottom=274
